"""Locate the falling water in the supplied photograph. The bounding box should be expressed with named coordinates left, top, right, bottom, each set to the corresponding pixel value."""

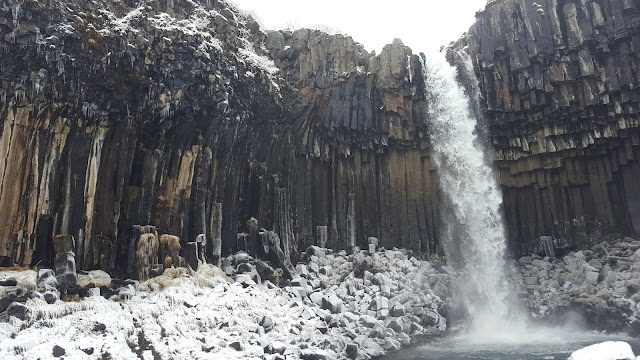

left=422, top=50, right=522, bottom=335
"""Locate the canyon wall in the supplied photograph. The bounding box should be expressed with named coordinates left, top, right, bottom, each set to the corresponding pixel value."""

left=1, top=0, right=638, bottom=276
left=0, top=0, right=446, bottom=276
left=458, top=0, right=640, bottom=255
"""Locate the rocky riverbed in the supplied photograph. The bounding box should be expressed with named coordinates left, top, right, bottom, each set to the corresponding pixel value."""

left=0, top=246, right=450, bottom=360
left=2, top=236, right=640, bottom=359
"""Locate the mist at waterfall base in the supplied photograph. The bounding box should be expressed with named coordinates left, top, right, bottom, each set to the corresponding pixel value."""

left=384, top=51, right=637, bottom=359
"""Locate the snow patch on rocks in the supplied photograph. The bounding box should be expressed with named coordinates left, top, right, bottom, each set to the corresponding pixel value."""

left=516, top=236, right=640, bottom=335
left=0, top=247, right=451, bottom=359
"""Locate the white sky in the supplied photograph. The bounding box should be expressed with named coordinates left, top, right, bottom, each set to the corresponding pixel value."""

left=232, top=0, right=488, bottom=54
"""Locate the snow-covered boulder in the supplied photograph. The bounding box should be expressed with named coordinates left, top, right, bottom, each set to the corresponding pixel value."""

left=77, top=270, right=112, bottom=288
left=568, top=341, right=636, bottom=360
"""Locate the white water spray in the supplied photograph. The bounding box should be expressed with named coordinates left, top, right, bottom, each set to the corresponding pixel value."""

left=422, top=51, right=523, bottom=334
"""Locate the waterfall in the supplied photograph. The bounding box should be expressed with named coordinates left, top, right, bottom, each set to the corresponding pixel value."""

left=421, top=51, right=522, bottom=334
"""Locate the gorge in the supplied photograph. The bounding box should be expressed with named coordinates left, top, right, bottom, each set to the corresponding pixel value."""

left=0, top=0, right=638, bottom=277
left=0, top=0, right=640, bottom=359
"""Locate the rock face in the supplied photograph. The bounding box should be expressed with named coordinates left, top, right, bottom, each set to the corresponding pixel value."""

left=458, top=0, right=640, bottom=255
left=0, top=0, right=638, bottom=274
left=0, top=0, right=446, bottom=274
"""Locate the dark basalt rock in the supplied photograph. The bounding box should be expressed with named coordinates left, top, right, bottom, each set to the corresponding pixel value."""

left=229, top=341, right=243, bottom=351
left=7, top=302, right=28, bottom=320
left=43, top=292, right=58, bottom=304
left=0, top=293, right=17, bottom=313
left=0, top=257, right=14, bottom=267
left=0, top=0, right=444, bottom=276
left=455, top=0, right=640, bottom=256
left=0, top=278, right=17, bottom=287
left=52, top=345, right=66, bottom=357
left=0, top=0, right=636, bottom=277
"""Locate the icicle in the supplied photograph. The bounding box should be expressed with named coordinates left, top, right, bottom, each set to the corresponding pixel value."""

left=57, top=58, right=64, bottom=76
left=12, top=4, right=21, bottom=27
left=14, top=89, right=25, bottom=102
left=161, top=103, right=170, bottom=118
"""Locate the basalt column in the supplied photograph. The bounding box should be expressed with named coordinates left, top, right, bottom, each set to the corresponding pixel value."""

left=457, top=0, right=640, bottom=255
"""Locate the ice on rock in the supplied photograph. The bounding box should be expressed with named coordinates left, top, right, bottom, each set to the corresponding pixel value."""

left=569, top=341, right=636, bottom=360
left=0, top=245, right=451, bottom=359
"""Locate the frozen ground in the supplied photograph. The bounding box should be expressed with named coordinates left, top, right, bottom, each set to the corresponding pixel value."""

left=0, top=247, right=450, bottom=360
left=1, top=266, right=287, bottom=359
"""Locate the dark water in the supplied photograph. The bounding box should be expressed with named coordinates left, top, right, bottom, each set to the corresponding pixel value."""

left=382, top=332, right=640, bottom=360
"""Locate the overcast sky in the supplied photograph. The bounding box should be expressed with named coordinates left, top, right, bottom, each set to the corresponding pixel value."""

left=232, top=0, right=489, bottom=54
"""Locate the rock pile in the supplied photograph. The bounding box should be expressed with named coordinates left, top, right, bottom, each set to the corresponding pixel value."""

left=0, top=245, right=451, bottom=359
left=516, top=236, right=640, bottom=335
left=268, top=246, right=450, bottom=359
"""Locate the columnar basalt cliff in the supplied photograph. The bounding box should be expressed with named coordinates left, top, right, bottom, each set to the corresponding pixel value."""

left=1, top=0, right=639, bottom=276
left=0, top=0, right=446, bottom=276
left=457, top=0, right=640, bottom=255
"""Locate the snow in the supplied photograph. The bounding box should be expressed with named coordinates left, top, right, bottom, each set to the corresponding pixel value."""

left=238, top=46, right=279, bottom=75
left=99, top=7, right=145, bottom=35
left=148, top=10, right=223, bottom=54
left=55, top=23, right=75, bottom=35
left=92, top=1, right=280, bottom=88
left=99, top=6, right=223, bottom=55
left=0, top=265, right=320, bottom=360
left=0, top=270, right=37, bottom=289
left=568, top=341, right=636, bottom=360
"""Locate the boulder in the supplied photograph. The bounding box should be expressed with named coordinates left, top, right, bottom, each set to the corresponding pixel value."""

left=321, top=295, right=344, bottom=314
left=52, top=345, right=66, bottom=357
left=370, top=296, right=389, bottom=311
left=345, top=343, right=358, bottom=359
left=260, top=315, right=274, bottom=332
left=440, top=265, right=456, bottom=275
left=309, top=292, right=324, bottom=306
left=0, top=277, right=17, bottom=286
left=118, top=284, right=136, bottom=300
left=43, top=291, right=58, bottom=304
left=7, top=302, right=28, bottom=320
left=585, top=271, right=599, bottom=285
left=361, top=339, right=385, bottom=358
left=236, top=262, right=254, bottom=274
left=37, top=269, right=57, bottom=290
left=86, top=288, right=101, bottom=297
left=391, top=303, right=405, bottom=316
left=77, top=270, right=111, bottom=288
left=54, top=252, right=77, bottom=294
left=0, top=293, right=17, bottom=313
left=229, top=341, right=243, bottom=351
left=271, top=341, right=286, bottom=354
left=306, top=246, right=326, bottom=258
left=233, top=252, right=252, bottom=265
left=300, top=348, right=331, bottom=360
